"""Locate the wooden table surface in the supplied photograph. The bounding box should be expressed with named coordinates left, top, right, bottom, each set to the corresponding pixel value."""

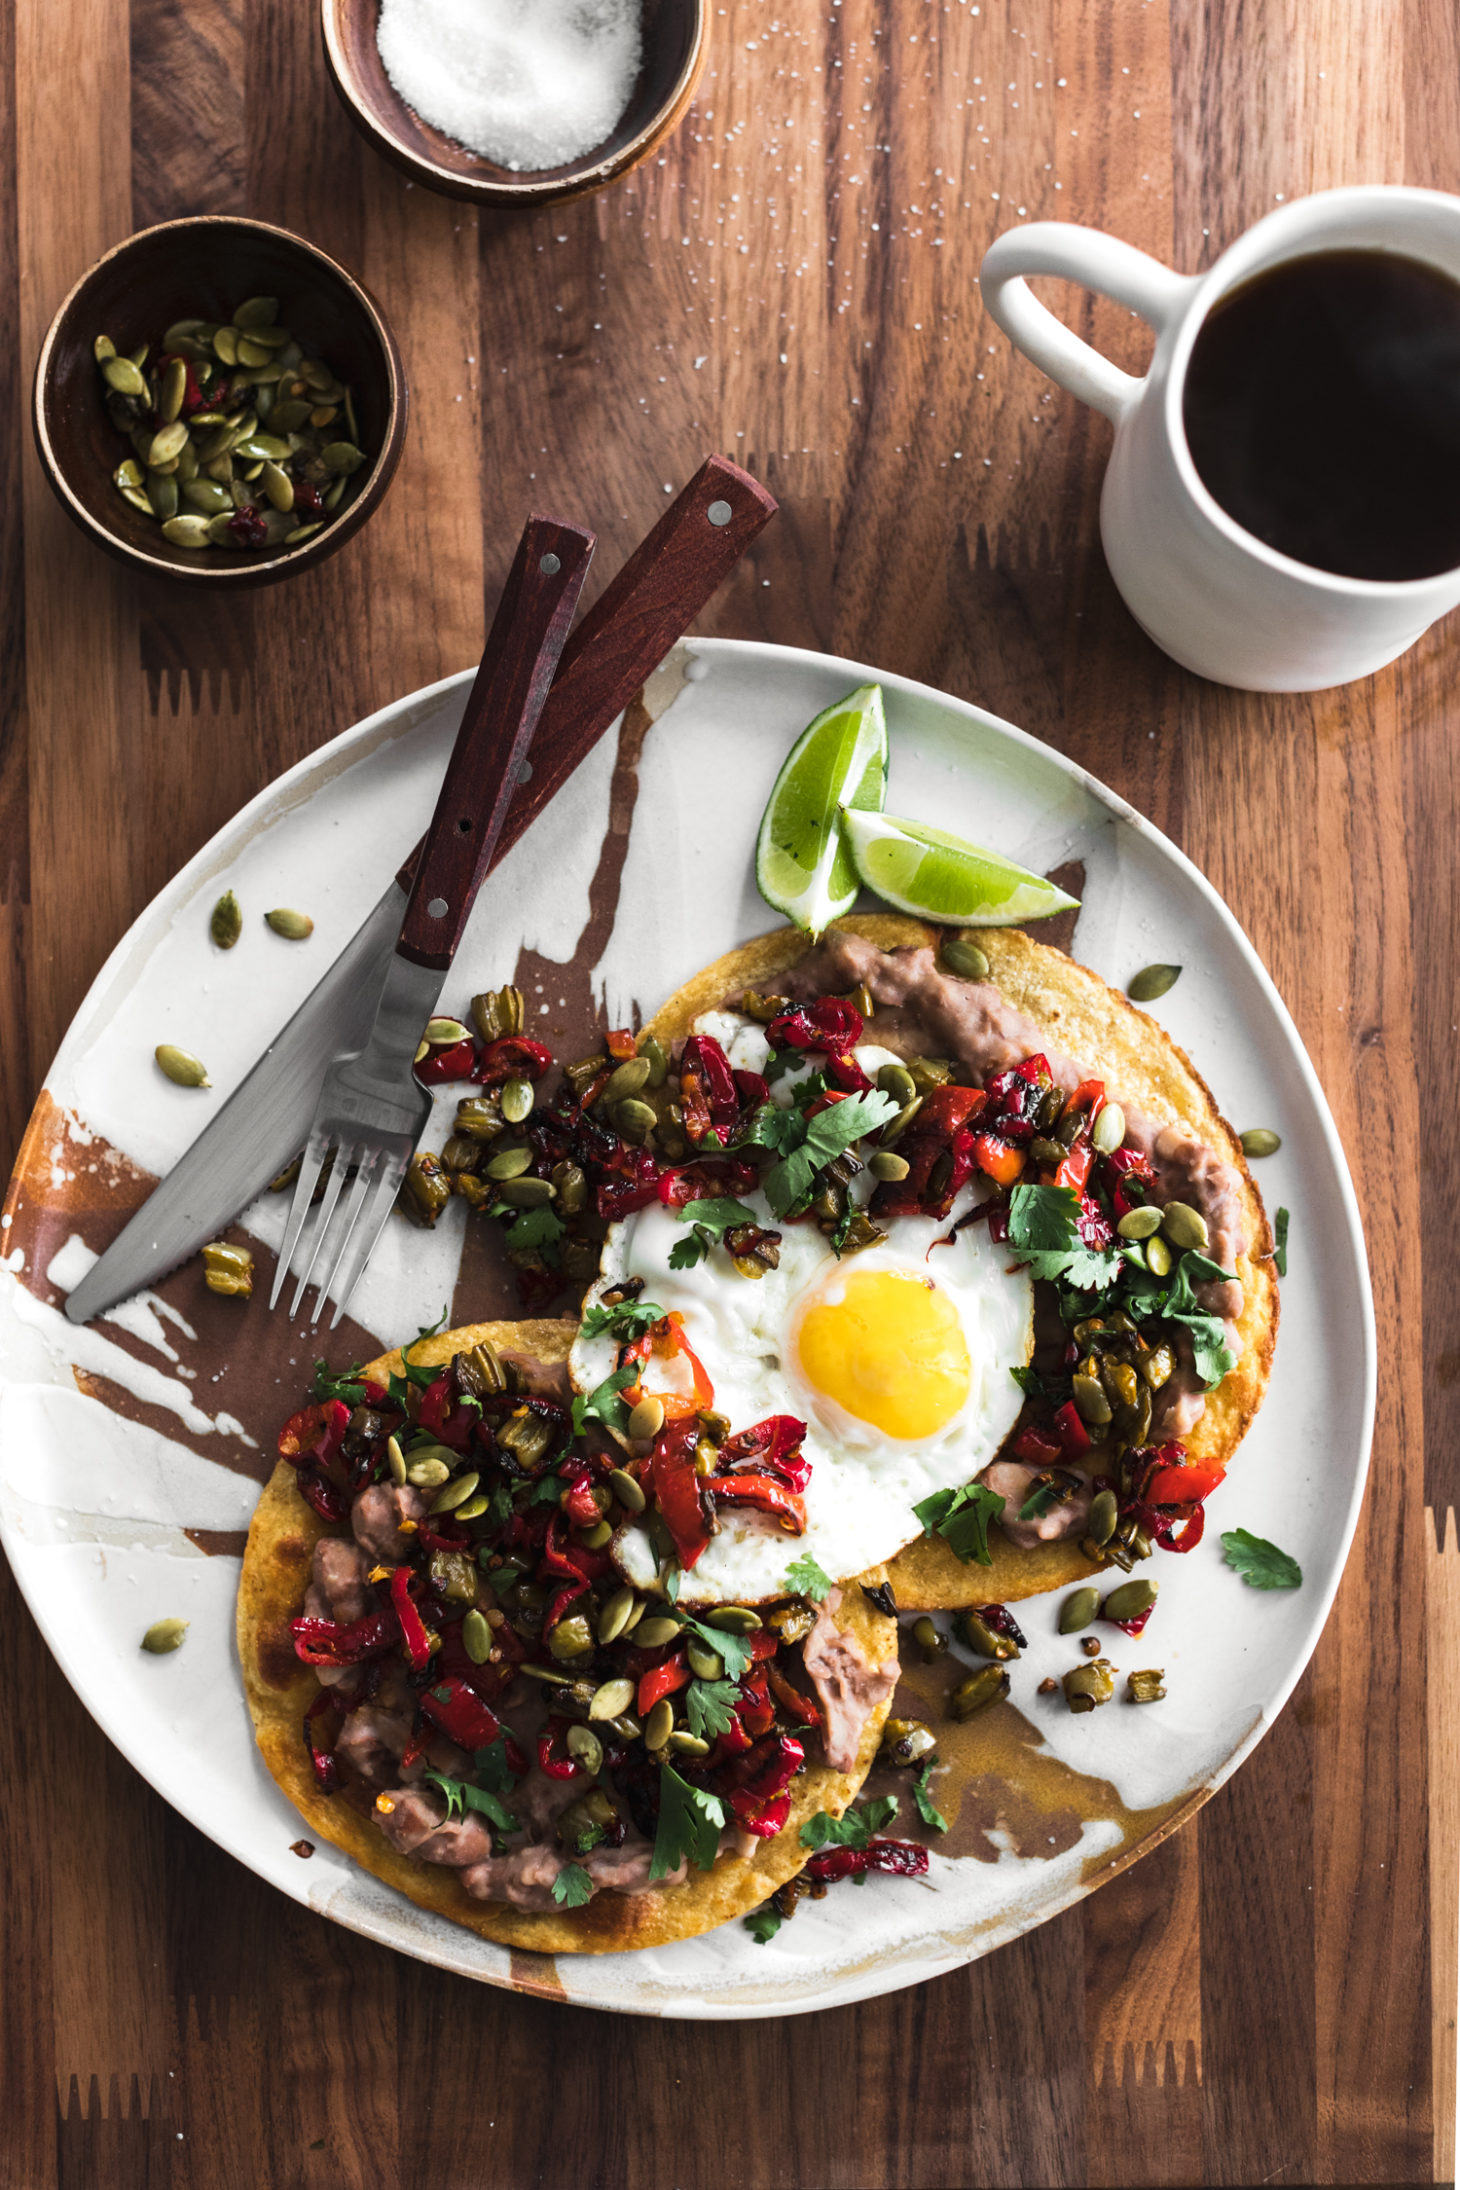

left=2, top=0, right=1453, bottom=2184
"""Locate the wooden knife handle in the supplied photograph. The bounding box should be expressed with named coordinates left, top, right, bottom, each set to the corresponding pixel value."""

left=397, top=516, right=594, bottom=970
left=394, top=456, right=777, bottom=893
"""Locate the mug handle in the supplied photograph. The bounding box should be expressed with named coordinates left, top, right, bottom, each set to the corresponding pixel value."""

left=980, top=224, right=1197, bottom=422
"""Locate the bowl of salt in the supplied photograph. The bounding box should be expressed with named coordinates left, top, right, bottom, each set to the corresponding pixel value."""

left=322, top=0, right=705, bottom=205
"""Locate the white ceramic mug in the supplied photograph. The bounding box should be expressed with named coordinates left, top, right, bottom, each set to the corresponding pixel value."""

left=980, top=186, right=1460, bottom=691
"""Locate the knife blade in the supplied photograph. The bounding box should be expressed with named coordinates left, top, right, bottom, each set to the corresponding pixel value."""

left=65, top=456, right=777, bottom=1324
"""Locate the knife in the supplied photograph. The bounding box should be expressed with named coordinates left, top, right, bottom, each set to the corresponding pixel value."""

left=65, top=456, right=777, bottom=1324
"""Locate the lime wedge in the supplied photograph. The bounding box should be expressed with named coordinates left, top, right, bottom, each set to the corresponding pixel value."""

left=842, top=808, right=1079, bottom=925
left=755, top=685, right=888, bottom=935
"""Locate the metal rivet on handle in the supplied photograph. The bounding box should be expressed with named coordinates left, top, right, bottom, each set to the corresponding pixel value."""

left=427, top=896, right=448, bottom=918
left=707, top=500, right=733, bottom=527
left=539, top=551, right=561, bottom=574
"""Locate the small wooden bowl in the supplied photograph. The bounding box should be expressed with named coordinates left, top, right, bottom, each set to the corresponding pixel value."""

left=321, top=0, right=706, bottom=207
left=33, top=216, right=408, bottom=588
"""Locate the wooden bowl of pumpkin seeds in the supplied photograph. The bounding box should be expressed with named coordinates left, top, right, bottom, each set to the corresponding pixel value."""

left=34, top=215, right=408, bottom=585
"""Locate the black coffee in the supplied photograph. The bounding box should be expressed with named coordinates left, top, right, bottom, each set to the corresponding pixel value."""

left=1182, top=248, right=1460, bottom=582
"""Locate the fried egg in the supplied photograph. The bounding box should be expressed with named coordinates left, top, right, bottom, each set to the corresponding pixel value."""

left=569, top=1010, right=1034, bottom=1604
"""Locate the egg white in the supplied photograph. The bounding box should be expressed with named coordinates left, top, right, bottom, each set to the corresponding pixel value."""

left=569, top=1013, right=1035, bottom=1603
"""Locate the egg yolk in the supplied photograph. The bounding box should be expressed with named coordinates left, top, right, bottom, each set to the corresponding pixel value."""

left=795, top=1268, right=971, bottom=1439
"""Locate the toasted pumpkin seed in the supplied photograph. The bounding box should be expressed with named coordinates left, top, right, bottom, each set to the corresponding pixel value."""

left=1128, top=963, right=1182, bottom=1003
left=1086, top=1488, right=1119, bottom=1547
left=113, top=456, right=145, bottom=492
left=429, top=1468, right=482, bottom=1515
left=210, top=890, right=242, bottom=949
left=454, top=1493, right=489, bottom=1520
left=183, top=477, right=232, bottom=516
left=103, top=356, right=147, bottom=396
left=590, top=1673, right=636, bottom=1717
left=461, top=1609, right=492, bottom=1664
left=485, top=1145, right=533, bottom=1182
left=1127, top=1668, right=1166, bottom=1704
left=500, top=1076, right=534, bottom=1124
left=643, top=1698, right=675, bottom=1751
left=614, top=1097, right=658, bottom=1143
left=608, top=1466, right=646, bottom=1513
left=323, top=440, right=366, bottom=475
left=667, top=1730, right=711, bottom=1757
left=159, top=357, right=188, bottom=423
left=386, top=1434, right=407, bottom=1486
left=552, top=1160, right=587, bottom=1213
left=1072, top=1371, right=1112, bottom=1425
left=1240, top=1127, right=1282, bottom=1158
left=141, top=1617, right=189, bottom=1654
left=912, top=1615, right=945, bottom=1660
left=596, top=1593, right=636, bottom=1649
left=1116, top=1205, right=1163, bottom=1241
left=634, top=1615, right=682, bottom=1650
left=875, top=1062, right=918, bottom=1106
left=639, top=1033, right=669, bottom=1087
left=627, top=1394, right=665, bottom=1442
left=868, top=1150, right=910, bottom=1182
left=260, top=459, right=294, bottom=512
left=1161, top=1200, right=1208, bottom=1252
left=706, top=1604, right=762, bottom=1633
left=496, top=1175, right=555, bottom=1207
left=94, top=335, right=116, bottom=363
left=578, top=1519, right=613, bottom=1551
left=405, top=1455, right=451, bottom=1489
left=146, top=421, right=189, bottom=467
left=942, top=934, right=991, bottom=981
left=212, top=325, right=240, bottom=365
left=880, top=1096, right=923, bottom=1147
left=265, top=907, right=314, bottom=941
left=1103, top=1577, right=1158, bottom=1622
left=161, top=515, right=212, bottom=550
left=119, top=485, right=153, bottom=516
left=1059, top=1585, right=1101, bottom=1634
left=156, top=1043, right=209, bottom=1087
left=234, top=295, right=280, bottom=329
left=604, top=1055, right=652, bottom=1104
left=1092, top=1102, right=1126, bottom=1156
left=686, top=1638, right=725, bottom=1681
left=201, top=1240, right=253, bottom=1297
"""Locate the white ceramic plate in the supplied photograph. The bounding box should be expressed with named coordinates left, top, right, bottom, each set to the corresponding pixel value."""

left=0, top=639, right=1374, bottom=2017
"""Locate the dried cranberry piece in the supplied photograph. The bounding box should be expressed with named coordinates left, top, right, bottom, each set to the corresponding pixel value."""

left=227, top=505, right=268, bottom=548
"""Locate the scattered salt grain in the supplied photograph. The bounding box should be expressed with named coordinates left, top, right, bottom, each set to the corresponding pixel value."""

left=376, top=0, right=643, bottom=173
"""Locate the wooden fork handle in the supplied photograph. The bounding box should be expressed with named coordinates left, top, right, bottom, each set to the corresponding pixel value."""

left=394, top=456, right=777, bottom=894
left=397, top=516, right=594, bottom=970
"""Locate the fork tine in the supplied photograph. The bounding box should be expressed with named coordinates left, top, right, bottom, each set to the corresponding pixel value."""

left=328, top=1151, right=410, bottom=1330
left=308, top=1147, right=380, bottom=1327
left=289, top=1141, right=354, bottom=1319
left=268, top=1133, right=331, bottom=1309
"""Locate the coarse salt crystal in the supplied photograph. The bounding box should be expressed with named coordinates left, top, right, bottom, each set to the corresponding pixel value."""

left=376, top=0, right=643, bottom=173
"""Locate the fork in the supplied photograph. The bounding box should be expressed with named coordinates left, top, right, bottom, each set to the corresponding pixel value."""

left=268, top=514, right=594, bottom=1326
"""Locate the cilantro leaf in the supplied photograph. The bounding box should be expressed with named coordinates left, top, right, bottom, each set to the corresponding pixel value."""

left=1018, top=1477, right=1064, bottom=1522
left=744, top=1904, right=783, bottom=1944
left=310, top=1358, right=368, bottom=1406
left=762, top=1090, right=897, bottom=1218
left=528, top=1473, right=564, bottom=1507
left=578, top=1298, right=666, bottom=1342
left=504, top=1206, right=565, bottom=1255
left=785, top=1552, right=834, bottom=1601
left=734, top=1101, right=805, bottom=1155
left=913, top=1761, right=948, bottom=1833
left=1159, top=1250, right=1240, bottom=1388
left=422, top=1770, right=519, bottom=1837
left=669, top=1229, right=712, bottom=1271
left=551, top=1862, right=595, bottom=1907
left=1220, top=1527, right=1302, bottom=1590
left=1010, top=1365, right=1047, bottom=1400
left=399, top=1310, right=450, bottom=1385
left=570, top=1362, right=638, bottom=1438
left=675, top=1613, right=752, bottom=1680
left=800, top=1795, right=900, bottom=1852
left=685, top=1677, right=741, bottom=1740
left=663, top=1562, right=682, bottom=1603
left=1274, top=1206, right=1290, bottom=1278
left=1006, top=1183, right=1122, bottom=1291
left=679, top=1196, right=757, bottom=1237
left=913, top=1481, right=1004, bottom=1566
left=650, top=1762, right=725, bottom=1879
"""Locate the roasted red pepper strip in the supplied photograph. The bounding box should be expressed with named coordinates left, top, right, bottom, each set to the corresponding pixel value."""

left=766, top=1662, right=823, bottom=1728
left=704, top=1472, right=806, bottom=1534
left=719, top=1414, right=811, bottom=1492
left=390, top=1565, right=433, bottom=1670
left=419, top=1675, right=501, bottom=1751
left=563, top=1480, right=602, bottom=1530
left=415, top=1036, right=476, bottom=1085
left=303, top=1709, right=341, bottom=1794
left=647, top=1420, right=712, bottom=1567
left=1054, top=1140, right=1094, bottom=1195
left=766, top=998, right=863, bottom=1054
left=824, top=1049, right=871, bottom=1094
left=278, top=1398, right=350, bottom=1467
left=918, top=1085, right=987, bottom=1136
left=805, top=1838, right=930, bottom=1882
left=620, top=1312, right=714, bottom=1419
left=1064, top=1077, right=1106, bottom=1119
left=536, top=1725, right=582, bottom=1781
left=1013, top=1424, right=1064, bottom=1468
left=1054, top=1400, right=1092, bottom=1458
left=606, top=1027, right=638, bottom=1061
left=296, top=1469, right=350, bottom=1523
left=732, top=1789, right=792, bottom=1839
left=290, top=1606, right=398, bottom=1667
left=1143, top=1459, right=1225, bottom=1507
left=636, top=1649, right=692, bottom=1719
left=475, top=1035, right=554, bottom=1085
left=681, top=1034, right=739, bottom=1133
left=972, top=1131, right=1026, bottom=1187
left=733, top=1068, right=770, bottom=1110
